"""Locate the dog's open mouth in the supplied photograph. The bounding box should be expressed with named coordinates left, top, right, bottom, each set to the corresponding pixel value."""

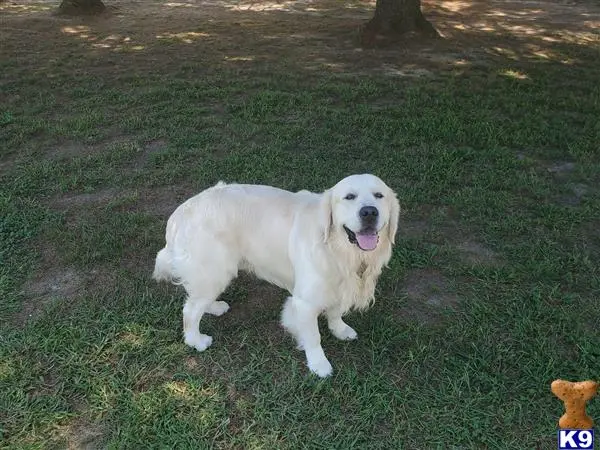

left=343, top=225, right=379, bottom=251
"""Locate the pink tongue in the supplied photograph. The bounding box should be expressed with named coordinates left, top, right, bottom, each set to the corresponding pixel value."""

left=356, top=233, right=378, bottom=250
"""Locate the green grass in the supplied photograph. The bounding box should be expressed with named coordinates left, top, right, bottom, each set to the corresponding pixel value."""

left=1, top=3, right=600, bottom=449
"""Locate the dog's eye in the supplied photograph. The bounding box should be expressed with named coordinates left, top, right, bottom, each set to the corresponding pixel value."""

left=344, top=193, right=356, bottom=200
left=374, top=192, right=384, bottom=199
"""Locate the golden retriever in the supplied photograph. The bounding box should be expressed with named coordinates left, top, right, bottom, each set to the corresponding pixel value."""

left=153, top=174, right=400, bottom=377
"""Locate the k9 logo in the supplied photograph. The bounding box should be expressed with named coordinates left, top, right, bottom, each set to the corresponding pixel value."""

left=558, top=429, right=595, bottom=450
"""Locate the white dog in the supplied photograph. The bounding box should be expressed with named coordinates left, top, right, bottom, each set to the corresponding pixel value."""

left=152, top=174, right=400, bottom=377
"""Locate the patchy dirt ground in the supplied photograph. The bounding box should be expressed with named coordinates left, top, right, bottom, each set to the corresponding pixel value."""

left=49, top=183, right=192, bottom=218
left=396, top=268, right=459, bottom=323
left=20, top=266, right=84, bottom=322
left=456, top=240, right=500, bottom=266
left=17, top=244, right=117, bottom=325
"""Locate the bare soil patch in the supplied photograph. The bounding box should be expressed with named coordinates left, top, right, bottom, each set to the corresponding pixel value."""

left=223, top=272, right=285, bottom=327
left=50, top=188, right=122, bottom=209
left=398, top=217, right=429, bottom=240
left=547, top=161, right=576, bottom=174
left=393, top=268, right=458, bottom=324
left=17, top=265, right=118, bottom=325
left=131, top=183, right=198, bottom=218
left=65, top=419, right=106, bottom=450
left=558, top=182, right=590, bottom=206
left=19, top=267, right=84, bottom=324
left=16, top=242, right=118, bottom=325
left=399, top=207, right=500, bottom=267
left=133, top=139, right=169, bottom=169
left=456, top=240, right=500, bottom=266
left=0, top=156, right=16, bottom=174
left=49, top=182, right=195, bottom=218
left=45, top=135, right=134, bottom=161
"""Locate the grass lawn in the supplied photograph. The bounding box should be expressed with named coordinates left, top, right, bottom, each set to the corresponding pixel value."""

left=1, top=0, right=599, bottom=448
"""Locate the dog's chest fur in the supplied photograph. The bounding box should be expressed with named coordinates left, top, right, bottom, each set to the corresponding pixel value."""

left=323, top=238, right=387, bottom=314
left=356, top=261, right=368, bottom=278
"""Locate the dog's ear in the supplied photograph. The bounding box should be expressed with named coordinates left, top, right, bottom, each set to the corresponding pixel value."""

left=320, top=189, right=333, bottom=243
left=387, top=189, right=401, bottom=245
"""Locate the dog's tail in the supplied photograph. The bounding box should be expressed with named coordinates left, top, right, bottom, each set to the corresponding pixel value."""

left=152, top=247, right=173, bottom=282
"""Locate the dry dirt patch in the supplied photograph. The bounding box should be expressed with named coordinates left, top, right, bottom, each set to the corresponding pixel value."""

left=45, top=136, right=134, bottom=161
left=16, top=240, right=117, bottom=325
left=19, top=267, right=85, bottom=324
left=546, top=161, right=576, bottom=174
left=222, top=273, right=285, bottom=327
left=395, top=268, right=458, bottom=324
left=49, top=182, right=194, bottom=218
left=129, top=183, right=198, bottom=218
left=64, top=419, right=106, bottom=450
left=50, top=188, right=122, bottom=209
left=398, top=217, right=429, bottom=239
left=133, top=139, right=169, bottom=169
left=18, top=265, right=118, bottom=325
left=457, top=240, right=500, bottom=266
left=558, top=182, right=589, bottom=206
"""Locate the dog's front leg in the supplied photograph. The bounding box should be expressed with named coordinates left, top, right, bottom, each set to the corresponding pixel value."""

left=281, top=295, right=332, bottom=378
left=326, top=307, right=358, bottom=341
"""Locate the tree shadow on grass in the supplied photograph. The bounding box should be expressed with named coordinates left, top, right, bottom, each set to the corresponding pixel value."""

left=1, top=0, right=598, bottom=83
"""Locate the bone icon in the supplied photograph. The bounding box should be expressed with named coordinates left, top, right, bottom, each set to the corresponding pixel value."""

left=551, top=379, right=598, bottom=429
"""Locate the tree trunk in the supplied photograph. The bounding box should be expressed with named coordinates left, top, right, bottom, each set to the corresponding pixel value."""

left=58, top=0, right=106, bottom=15
left=360, top=0, right=438, bottom=46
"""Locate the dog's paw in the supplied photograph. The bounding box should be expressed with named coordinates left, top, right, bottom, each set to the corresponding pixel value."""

left=206, top=301, right=230, bottom=316
left=330, top=323, right=358, bottom=341
left=185, top=333, right=213, bottom=352
left=308, top=357, right=333, bottom=378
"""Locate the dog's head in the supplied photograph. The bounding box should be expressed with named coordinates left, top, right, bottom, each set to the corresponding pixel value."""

left=321, top=174, right=400, bottom=251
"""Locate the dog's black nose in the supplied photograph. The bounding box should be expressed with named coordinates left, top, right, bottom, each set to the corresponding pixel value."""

left=359, top=206, right=378, bottom=219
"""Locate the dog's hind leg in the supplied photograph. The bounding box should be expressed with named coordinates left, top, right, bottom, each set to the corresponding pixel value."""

left=180, top=263, right=236, bottom=352
left=183, top=296, right=215, bottom=352
left=182, top=283, right=232, bottom=352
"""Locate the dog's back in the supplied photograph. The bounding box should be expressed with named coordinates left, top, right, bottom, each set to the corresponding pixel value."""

left=153, top=181, right=319, bottom=291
